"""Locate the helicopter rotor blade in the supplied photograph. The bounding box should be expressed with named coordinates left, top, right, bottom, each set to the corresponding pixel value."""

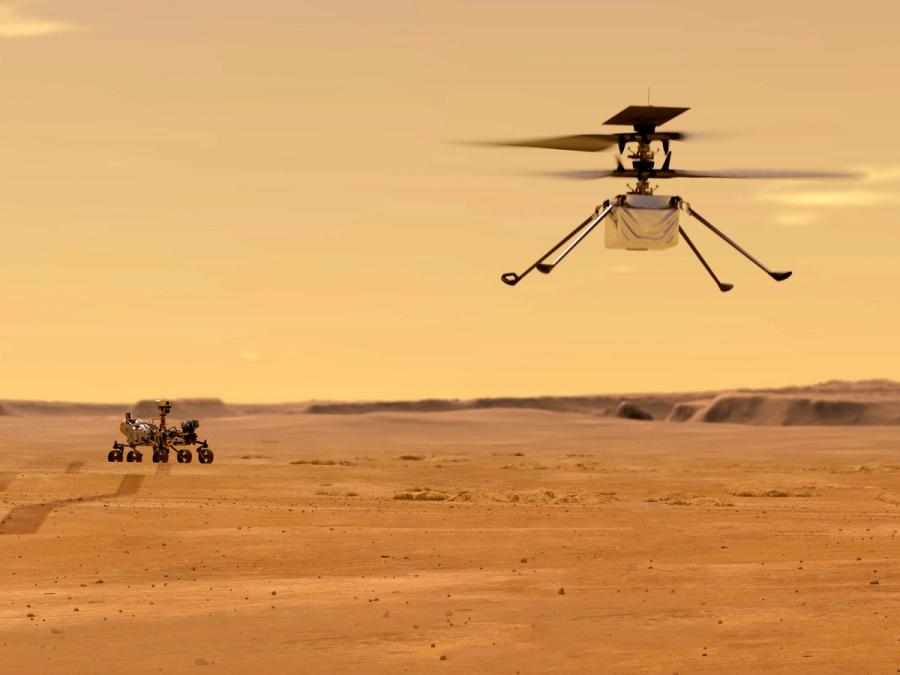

left=472, top=134, right=618, bottom=152
left=544, top=168, right=860, bottom=181
left=662, top=168, right=861, bottom=179
left=464, top=131, right=696, bottom=153
left=546, top=169, right=635, bottom=180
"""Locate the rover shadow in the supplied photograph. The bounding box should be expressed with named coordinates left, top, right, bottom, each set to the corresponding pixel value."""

left=0, top=474, right=146, bottom=535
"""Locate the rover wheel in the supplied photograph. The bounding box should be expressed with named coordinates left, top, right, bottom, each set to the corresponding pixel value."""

left=107, top=450, right=121, bottom=463
left=198, top=448, right=214, bottom=464
left=152, top=450, right=161, bottom=463
left=133, top=451, right=143, bottom=463
left=126, top=450, right=136, bottom=462
left=179, top=449, right=193, bottom=463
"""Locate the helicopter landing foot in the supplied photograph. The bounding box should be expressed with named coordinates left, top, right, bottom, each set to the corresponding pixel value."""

left=679, top=226, right=733, bottom=293
left=680, top=201, right=792, bottom=284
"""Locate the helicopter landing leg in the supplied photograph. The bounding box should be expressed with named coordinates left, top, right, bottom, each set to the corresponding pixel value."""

left=501, top=197, right=620, bottom=285
left=678, top=200, right=792, bottom=282
left=679, top=226, right=733, bottom=293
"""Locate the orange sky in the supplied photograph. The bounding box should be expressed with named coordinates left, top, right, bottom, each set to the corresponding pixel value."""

left=2, top=0, right=900, bottom=402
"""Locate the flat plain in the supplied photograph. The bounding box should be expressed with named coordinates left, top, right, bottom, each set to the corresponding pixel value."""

left=1, top=408, right=898, bottom=673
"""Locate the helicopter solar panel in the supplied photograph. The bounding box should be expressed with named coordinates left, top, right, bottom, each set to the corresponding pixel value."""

left=604, top=106, right=689, bottom=127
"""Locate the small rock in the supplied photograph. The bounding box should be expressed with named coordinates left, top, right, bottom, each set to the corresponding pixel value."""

left=194, top=658, right=210, bottom=666
left=869, top=580, right=880, bottom=585
left=558, top=587, right=566, bottom=596
left=439, top=655, right=447, bottom=661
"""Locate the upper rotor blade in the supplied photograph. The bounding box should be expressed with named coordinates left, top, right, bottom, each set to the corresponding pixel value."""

left=664, top=168, right=861, bottom=179
left=468, top=130, right=698, bottom=152
left=478, top=134, right=618, bottom=152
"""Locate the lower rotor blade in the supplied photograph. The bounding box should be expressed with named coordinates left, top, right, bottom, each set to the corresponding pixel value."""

left=666, top=168, right=861, bottom=179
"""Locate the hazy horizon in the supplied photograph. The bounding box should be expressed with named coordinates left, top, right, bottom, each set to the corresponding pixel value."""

left=4, top=376, right=900, bottom=406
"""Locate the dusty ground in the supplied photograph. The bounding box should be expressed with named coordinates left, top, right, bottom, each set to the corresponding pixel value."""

left=0, top=409, right=898, bottom=673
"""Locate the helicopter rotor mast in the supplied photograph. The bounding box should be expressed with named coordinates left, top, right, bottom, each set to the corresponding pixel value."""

left=603, top=105, right=690, bottom=195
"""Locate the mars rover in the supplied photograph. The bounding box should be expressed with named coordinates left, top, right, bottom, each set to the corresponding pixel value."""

left=106, top=400, right=215, bottom=464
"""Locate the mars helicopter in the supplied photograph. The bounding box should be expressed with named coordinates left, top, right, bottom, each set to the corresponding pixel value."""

left=482, top=105, right=856, bottom=291
left=106, top=400, right=215, bottom=464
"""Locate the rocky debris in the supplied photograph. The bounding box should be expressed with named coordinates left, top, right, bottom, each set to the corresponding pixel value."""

left=730, top=486, right=814, bottom=498
left=393, top=488, right=449, bottom=501
left=646, top=492, right=734, bottom=507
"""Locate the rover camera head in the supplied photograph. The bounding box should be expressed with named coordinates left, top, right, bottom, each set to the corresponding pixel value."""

left=181, top=419, right=200, bottom=434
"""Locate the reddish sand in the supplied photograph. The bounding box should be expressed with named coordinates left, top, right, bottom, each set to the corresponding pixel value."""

left=0, top=409, right=898, bottom=673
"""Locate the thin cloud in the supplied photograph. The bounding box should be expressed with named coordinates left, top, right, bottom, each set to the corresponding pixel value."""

left=0, top=2, right=79, bottom=38
left=862, top=166, right=900, bottom=183
left=759, top=165, right=900, bottom=210
left=760, top=190, right=900, bottom=208
left=772, top=211, right=818, bottom=227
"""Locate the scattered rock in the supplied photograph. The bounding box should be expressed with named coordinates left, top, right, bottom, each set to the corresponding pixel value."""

left=730, top=486, right=814, bottom=498
left=393, top=489, right=448, bottom=501
left=558, top=587, right=566, bottom=595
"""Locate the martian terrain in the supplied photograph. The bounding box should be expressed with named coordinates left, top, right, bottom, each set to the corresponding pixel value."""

left=1, top=383, right=898, bottom=673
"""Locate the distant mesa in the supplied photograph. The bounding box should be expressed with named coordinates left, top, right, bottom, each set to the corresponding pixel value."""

left=611, top=401, right=653, bottom=421
left=131, top=398, right=236, bottom=419
left=303, top=380, right=900, bottom=427
left=4, top=379, right=900, bottom=427
left=307, top=399, right=463, bottom=414
left=689, top=394, right=879, bottom=426
left=0, top=401, right=122, bottom=416
left=666, top=401, right=705, bottom=422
